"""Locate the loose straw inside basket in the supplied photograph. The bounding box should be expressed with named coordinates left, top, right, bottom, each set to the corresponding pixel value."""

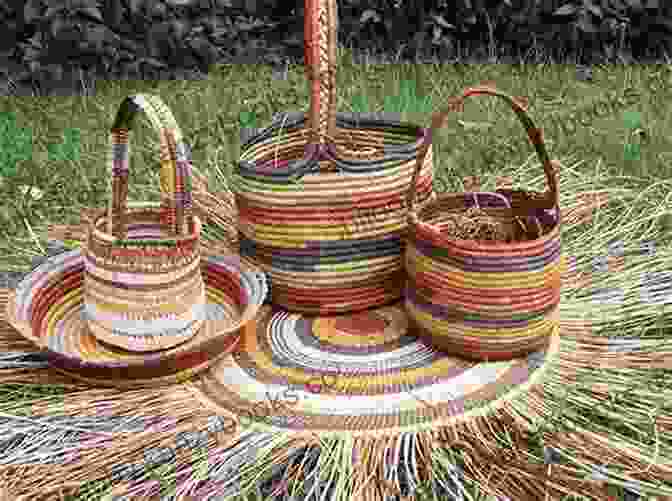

left=427, top=192, right=544, bottom=242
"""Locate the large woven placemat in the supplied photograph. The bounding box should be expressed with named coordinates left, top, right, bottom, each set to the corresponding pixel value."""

left=194, top=303, right=560, bottom=435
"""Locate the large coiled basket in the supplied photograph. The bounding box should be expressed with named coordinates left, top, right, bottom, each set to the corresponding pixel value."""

left=234, top=0, right=435, bottom=315
left=405, top=86, right=562, bottom=361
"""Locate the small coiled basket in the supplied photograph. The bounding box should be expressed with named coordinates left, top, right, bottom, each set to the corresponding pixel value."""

left=84, top=94, right=206, bottom=352
left=405, top=85, right=562, bottom=361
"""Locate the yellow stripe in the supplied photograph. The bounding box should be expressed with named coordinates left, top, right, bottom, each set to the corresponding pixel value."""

left=45, top=288, right=80, bottom=340
left=247, top=227, right=405, bottom=248
left=160, top=158, right=175, bottom=196
left=407, top=248, right=562, bottom=289
left=241, top=312, right=515, bottom=392
left=407, top=300, right=557, bottom=338
left=247, top=219, right=404, bottom=239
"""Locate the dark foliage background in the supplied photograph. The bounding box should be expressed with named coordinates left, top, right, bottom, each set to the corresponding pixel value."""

left=0, top=0, right=670, bottom=96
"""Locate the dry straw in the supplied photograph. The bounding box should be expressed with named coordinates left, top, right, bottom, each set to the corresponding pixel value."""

left=406, top=85, right=563, bottom=361
left=2, top=178, right=672, bottom=499
left=234, top=0, right=435, bottom=315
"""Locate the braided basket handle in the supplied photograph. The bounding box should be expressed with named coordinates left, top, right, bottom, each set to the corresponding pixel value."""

left=406, top=85, right=560, bottom=218
left=304, top=0, right=338, bottom=166
left=108, top=94, right=195, bottom=238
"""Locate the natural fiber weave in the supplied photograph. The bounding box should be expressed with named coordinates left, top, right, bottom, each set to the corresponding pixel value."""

left=85, top=94, right=208, bottom=352
left=5, top=249, right=267, bottom=388
left=4, top=185, right=672, bottom=500
left=235, top=0, right=435, bottom=315
left=406, top=85, right=562, bottom=361
left=195, top=303, right=561, bottom=432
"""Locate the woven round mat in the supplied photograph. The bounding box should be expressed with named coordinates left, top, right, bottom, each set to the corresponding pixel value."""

left=5, top=249, right=267, bottom=387
left=194, top=302, right=561, bottom=434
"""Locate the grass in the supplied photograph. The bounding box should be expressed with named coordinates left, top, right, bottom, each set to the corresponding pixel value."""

left=1, top=45, right=672, bottom=500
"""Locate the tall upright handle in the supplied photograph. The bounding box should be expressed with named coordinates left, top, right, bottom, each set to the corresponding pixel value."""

left=304, top=0, right=339, bottom=169
left=108, top=94, right=196, bottom=238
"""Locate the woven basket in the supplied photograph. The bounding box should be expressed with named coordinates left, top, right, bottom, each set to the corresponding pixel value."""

left=84, top=94, right=207, bottom=352
left=405, top=85, right=562, bottom=361
left=234, top=0, right=435, bottom=315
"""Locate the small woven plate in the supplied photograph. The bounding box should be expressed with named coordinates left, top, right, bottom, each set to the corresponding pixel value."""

left=5, top=247, right=267, bottom=388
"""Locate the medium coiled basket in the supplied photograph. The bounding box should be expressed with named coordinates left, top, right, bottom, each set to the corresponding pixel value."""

left=405, top=85, right=562, bottom=361
left=234, top=0, right=435, bottom=314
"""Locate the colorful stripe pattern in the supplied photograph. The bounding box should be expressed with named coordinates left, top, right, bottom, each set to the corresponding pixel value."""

left=108, top=94, right=195, bottom=238
left=196, top=302, right=560, bottom=432
left=237, top=0, right=434, bottom=314
left=86, top=216, right=205, bottom=351
left=85, top=94, right=206, bottom=352
left=405, top=85, right=562, bottom=361
left=6, top=247, right=268, bottom=387
left=405, top=226, right=562, bottom=360
left=236, top=112, right=435, bottom=314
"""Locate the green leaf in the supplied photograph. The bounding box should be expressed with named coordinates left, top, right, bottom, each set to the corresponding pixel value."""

left=417, top=96, right=433, bottom=114
left=622, top=111, right=642, bottom=129
left=458, top=120, right=493, bottom=131
left=62, top=239, right=82, bottom=249
left=0, top=112, right=33, bottom=179
left=48, top=129, right=81, bottom=162
left=400, top=79, right=416, bottom=97
left=350, top=94, right=369, bottom=113
left=383, top=95, right=403, bottom=113
left=623, top=143, right=641, bottom=161
left=239, top=111, right=257, bottom=128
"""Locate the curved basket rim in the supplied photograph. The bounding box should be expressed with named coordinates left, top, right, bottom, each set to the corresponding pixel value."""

left=5, top=252, right=267, bottom=370
left=89, top=210, right=203, bottom=245
left=238, top=119, right=430, bottom=180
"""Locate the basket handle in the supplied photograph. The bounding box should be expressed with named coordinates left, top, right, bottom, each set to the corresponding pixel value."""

left=406, top=85, right=560, bottom=218
left=107, top=94, right=196, bottom=238
left=304, top=0, right=338, bottom=168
